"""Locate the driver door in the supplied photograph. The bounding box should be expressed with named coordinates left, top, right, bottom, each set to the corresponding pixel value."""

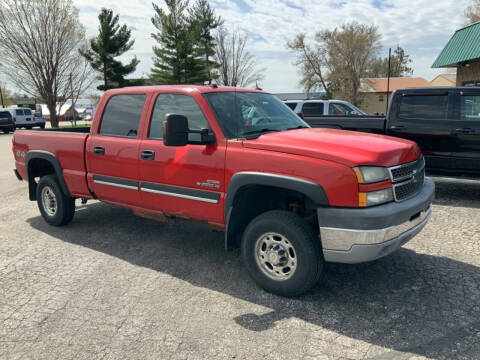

left=138, top=92, right=226, bottom=223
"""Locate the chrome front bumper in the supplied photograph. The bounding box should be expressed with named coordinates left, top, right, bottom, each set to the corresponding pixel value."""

left=318, top=178, right=435, bottom=264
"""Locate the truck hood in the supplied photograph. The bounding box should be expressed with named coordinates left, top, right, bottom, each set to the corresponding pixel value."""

left=242, top=128, right=421, bottom=167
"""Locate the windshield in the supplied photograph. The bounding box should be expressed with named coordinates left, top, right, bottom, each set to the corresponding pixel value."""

left=204, top=92, right=308, bottom=139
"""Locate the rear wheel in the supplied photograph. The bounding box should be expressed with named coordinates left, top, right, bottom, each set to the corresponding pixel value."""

left=36, top=175, right=75, bottom=226
left=3, top=129, right=9, bottom=134
left=241, top=210, right=323, bottom=297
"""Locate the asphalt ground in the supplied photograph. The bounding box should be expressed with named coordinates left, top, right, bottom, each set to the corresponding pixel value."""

left=1, top=132, right=480, bottom=360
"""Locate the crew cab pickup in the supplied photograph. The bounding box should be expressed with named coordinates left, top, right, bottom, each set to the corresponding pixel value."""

left=12, top=85, right=434, bottom=296
left=303, top=87, right=480, bottom=178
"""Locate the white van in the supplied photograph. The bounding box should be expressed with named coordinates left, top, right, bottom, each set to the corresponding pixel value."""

left=5, top=108, right=36, bottom=129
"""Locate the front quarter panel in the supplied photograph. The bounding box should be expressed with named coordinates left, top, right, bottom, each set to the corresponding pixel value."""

left=226, top=141, right=358, bottom=207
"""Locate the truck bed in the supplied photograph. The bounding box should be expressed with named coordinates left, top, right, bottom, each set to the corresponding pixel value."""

left=303, top=115, right=386, bottom=135
left=13, top=128, right=91, bottom=198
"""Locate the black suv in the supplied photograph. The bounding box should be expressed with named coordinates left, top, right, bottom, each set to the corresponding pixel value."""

left=0, top=110, right=14, bottom=134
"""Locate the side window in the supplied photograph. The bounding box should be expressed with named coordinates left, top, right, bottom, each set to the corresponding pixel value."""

left=398, top=95, right=448, bottom=120
left=285, top=103, right=297, bottom=110
left=302, top=102, right=324, bottom=116
left=99, top=94, right=146, bottom=137
left=460, top=95, right=480, bottom=121
left=15, top=109, right=24, bottom=116
left=329, top=103, right=352, bottom=115
left=149, top=93, right=209, bottom=140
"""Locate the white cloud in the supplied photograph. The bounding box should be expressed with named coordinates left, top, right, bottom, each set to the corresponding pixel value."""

left=73, top=0, right=469, bottom=92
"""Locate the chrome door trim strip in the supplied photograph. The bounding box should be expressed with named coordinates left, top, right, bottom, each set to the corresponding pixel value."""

left=93, top=179, right=138, bottom=190
left=140, top=186, right=219, bottom=204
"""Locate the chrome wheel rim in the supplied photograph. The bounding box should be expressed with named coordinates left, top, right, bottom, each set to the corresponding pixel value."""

left=41, top=186, right=57, bottom=217
left=254, top=232, right=297, bottom=281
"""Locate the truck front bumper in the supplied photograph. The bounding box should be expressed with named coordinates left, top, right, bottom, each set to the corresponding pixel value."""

left=318, top=178, right=435, bottom=264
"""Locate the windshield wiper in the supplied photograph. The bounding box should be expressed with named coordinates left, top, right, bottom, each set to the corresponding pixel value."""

left=285, top=125, right=308, bottom=131
left=241, top=128, right=281, bottom=139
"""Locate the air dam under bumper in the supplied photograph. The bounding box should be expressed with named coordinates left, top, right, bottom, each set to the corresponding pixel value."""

left=318, top=177, right=435, bottom=264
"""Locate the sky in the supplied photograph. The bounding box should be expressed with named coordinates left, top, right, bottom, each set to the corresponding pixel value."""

left=73, top=0, right=470, bottom=93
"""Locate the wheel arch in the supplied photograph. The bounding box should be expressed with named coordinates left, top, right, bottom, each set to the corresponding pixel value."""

left=26, top=151, right=70, bottom=201
left=224, top=172, right=329, bottom=250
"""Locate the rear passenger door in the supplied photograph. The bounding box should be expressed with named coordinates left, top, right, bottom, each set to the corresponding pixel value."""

left=138, top=93, right=226, bottom=223
left=86, top=93, right=147, bottom=206
left=387, top=91, right=455, bottom=171
left=453, top=90, right=480, bottom=173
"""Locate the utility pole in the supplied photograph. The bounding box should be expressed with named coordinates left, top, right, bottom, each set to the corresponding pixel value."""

left=0, top=84, right=5, bottom=108
left=70, top=73, right=75, bottom=126
left=386, top=47, right=391, bottom=115
left=0, top=62, right=5, bottom=108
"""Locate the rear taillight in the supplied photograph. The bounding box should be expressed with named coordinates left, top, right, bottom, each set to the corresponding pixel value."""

left=13, top=117, right=16, bottom=122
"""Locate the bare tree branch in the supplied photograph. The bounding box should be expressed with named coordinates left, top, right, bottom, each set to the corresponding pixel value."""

left=0, top=0, right=94, bottom=127
left=213, top=26, right=265, bottom=87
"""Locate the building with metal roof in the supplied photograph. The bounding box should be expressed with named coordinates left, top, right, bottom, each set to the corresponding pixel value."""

left=432, top=21, right=480, bottom=86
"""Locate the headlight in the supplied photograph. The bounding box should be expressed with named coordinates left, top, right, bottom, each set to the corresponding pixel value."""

left=359, top=188, right=394, bottom=207
left=353, top=166, right=390, bottom=184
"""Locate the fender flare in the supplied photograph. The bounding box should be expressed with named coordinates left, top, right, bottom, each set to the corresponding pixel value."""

left=224, top=171, right=329, bottom=249
left=25, top=150, right=71, bottom=200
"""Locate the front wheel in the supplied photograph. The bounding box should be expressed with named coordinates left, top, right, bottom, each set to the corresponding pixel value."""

left=241, top=210, right=324, bottom=297
left=36, top=175, right=75, bottom=226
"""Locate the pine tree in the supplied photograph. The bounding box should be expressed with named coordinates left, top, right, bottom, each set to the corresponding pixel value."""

left=150, top=0, right=213, bottom=84
left=189, top=0, right=223, bottom=80
left=80, top=8, right=139, bottom=91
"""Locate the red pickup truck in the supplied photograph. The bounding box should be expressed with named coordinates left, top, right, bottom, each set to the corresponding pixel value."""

left=12, top=85, right=434, bottom=296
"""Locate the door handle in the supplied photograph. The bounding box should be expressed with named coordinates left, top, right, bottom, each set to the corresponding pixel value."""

left=454, top=128, right=475, bottom=134
left=389, top=125, right=405, bottom=130
left=93, top=146, right=105, bottom=155
left=141, top=150, right=155, bottom=160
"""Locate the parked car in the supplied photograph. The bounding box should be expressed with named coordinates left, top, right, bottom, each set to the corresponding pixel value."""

left=12, top=85, right=434, bottom=297
left=5, top=107, right=35, bottom=129
left=0, top=110, right=15, bottom=134
left=284, top=99, right=366, bottom=117
left=302, top=87, right=480, bottom=178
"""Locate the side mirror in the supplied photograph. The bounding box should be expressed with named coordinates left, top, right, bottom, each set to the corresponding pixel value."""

left=163, top=114, right=188, bottom=146
left=163, top=114, right=216, bottom=146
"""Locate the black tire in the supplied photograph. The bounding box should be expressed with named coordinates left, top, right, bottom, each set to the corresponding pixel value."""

left=40, top=124, right=45, bottom=129
left=36, top=175, right=75, bottom=226
left=26, top=126, right=32, bottom=130
left=241, top=210, right=324, bottom=297
left=3, top=129, right=9, bottom=134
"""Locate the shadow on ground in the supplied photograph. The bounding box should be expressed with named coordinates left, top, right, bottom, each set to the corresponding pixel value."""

left=432, top=176, right=480, bottom=209
left=27, top=190, right=480, bottom=359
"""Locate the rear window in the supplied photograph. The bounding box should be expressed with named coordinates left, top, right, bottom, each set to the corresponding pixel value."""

left=0, top=111, right=11, bottom=119
left=302, top=102, right=324, bottom=116
left=398, top=95, right=448, bottom=120
left=99, top=94, right=146, bottom=137
left=15, top=109, right=24, bottom=116
left=24, top=109, right=32, bottom=115
left=285, top=103, right=297, bottom=110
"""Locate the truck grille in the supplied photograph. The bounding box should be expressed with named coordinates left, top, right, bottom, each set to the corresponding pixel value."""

left=389, top=157, right=425, bottom=201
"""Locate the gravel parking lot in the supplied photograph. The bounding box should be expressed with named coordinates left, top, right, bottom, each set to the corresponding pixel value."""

left=1, top=132, right=480, bottom=360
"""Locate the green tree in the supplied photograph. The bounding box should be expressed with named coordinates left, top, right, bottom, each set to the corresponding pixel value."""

left=189, top=0, right=223, bottom=79
left=151, top=0, right=205, bottom=84
left=368, top=45, right=413, bottom=78
left=80, top=8, right=139, bottom=91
